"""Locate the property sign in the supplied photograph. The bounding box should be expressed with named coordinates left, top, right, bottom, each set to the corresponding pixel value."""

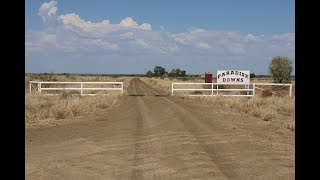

left=217, top=70, right=250, bottom=84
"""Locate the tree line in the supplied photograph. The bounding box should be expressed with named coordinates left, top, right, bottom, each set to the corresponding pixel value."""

left=146, top=66, right=187, bottom=77
left=145, top=56, right=293, bottom=83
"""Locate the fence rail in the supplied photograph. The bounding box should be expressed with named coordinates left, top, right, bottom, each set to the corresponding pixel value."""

left=29, top=81, right=123, bottom=96
left=172, top=82, right=293, bottom=97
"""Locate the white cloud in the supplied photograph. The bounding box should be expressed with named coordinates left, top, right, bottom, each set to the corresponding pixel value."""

left=120, top=17, right=152, bottom=30
left=196, top=42, right=210, bottom=49
left=83, top=39, right=119, bottom=50
left=120, top=17, right=138, bottom=27
left=38, top=1, right=58, bottom=23
left=190, top=28, right=206, bottom=34
left=139, top=23, right=152, bottom=30
left=230, top=46, right=246, bottom=55
left=120, top=32, right=134, bottom=40
left=57, top=13, right=112, bottom=34
left=245, top=33, right=257, bottom=41
left=41, top=33, right=56, bottom=44
left=134, top=38, right=150, bottom=48
left=28, top=1, right=294, bottom=63
left=57, top=14, right=151, bottom=37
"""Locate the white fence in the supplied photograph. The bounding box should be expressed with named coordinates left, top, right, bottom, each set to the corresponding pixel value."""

left=29, top=81, right=123, bottom=96
left=172, top=82, right=293, bottom=97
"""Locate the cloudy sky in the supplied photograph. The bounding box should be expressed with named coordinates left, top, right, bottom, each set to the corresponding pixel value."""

left=25, top=0, right=295, bottom=75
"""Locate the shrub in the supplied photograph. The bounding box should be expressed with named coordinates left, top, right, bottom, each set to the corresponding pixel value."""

left=261, top=89, right=272, bottom=98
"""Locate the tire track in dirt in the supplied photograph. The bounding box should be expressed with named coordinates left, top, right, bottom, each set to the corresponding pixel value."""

left=128, top=78, right=228, bottom=179
left=130, top=79, right=169, bottom=179
left=136, top=78, right=294, bottom=179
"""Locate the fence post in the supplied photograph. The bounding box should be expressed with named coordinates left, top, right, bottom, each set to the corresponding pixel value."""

left=253, top=83, right=255, bottom=96
left=217, top=84, right=219, bottom=95
left=245, top=84, right=248, bottom=95
left=211, top=83, right=214, bottom=96
left=30, top=81, right=32, bottom=94
left=38, top=82, right=41, bottom=93
left=81, top=82, right=83, bottom=95
left=289, top=84, right=292, bottom=97
left=172, top=83, right=174, bottom=96
left=121, top=82, right=124, bottom=94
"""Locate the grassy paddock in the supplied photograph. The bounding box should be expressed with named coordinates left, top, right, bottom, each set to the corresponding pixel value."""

left=141, top=77, right=295, bottom=131
left=25, top=74, right=131, bottom=127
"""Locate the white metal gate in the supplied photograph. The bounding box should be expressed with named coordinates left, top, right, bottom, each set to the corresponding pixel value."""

left=29, top=81, right=123, bottom=96
left=171, top=82, right=293, bottom=97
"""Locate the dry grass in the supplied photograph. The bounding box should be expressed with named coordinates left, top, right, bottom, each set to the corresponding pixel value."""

left=141, top=77, right=295, bottom=131
left=25, top=93, right=121, bottom=126
left=25, top=74, right=131, bottom=127
left=184, top=96, right=294, bottom=131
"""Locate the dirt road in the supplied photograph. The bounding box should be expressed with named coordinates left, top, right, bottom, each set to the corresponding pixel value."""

left=26, top=78, right=294, bottom=179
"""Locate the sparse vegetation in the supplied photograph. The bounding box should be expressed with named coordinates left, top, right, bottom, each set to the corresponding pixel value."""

left=141, top=77, right=295, bottom=131
left=25, top=93, right=121, bottom=123
left=25, top=74, right=131, bottom=127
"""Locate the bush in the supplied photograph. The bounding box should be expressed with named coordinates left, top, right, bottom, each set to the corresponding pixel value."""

left=261, top=89, right=273, bottom=98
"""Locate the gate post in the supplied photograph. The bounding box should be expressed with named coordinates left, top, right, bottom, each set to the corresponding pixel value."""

left=211, top=83, right=214, bottom=96
left=289, top=84, right=292, bottom=97
left=121, top=82, right=124, bottom=94
left=81, top=82, right=83, bottom=95
left=38, top=82, right=41, bottom=93
left=253, top=83, right=255, bottom=96
left=217, top=84, right=219, bottom=95
left=171, top=83, right=174, bottom=96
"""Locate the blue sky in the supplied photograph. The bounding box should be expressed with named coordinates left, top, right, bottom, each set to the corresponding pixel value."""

left=25, top=0, right=295, bottom=75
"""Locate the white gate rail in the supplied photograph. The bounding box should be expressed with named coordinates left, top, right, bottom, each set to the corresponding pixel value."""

left=254, top=83, right=293, bottom=97
left=171, top=82, right=293, bottom=97
left=172, top=83, right=253, bottom=97
left=30, top=81, right=123, bottom=96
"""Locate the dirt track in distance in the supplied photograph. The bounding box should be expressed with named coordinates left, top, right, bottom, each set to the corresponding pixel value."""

left=26, top=78, right=294, bottom=179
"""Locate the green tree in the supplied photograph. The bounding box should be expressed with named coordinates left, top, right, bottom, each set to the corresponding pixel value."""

left=168, top=68, right=187, bottom=77
left=153, top=66, right=166, bottom=77
left=268, top=56, right=293, bottom=83
left=180, top=70, right=186, bottom=76
left=250, top=73, right=256, bottom=78
left=146, top=70, right=153, bottom=78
